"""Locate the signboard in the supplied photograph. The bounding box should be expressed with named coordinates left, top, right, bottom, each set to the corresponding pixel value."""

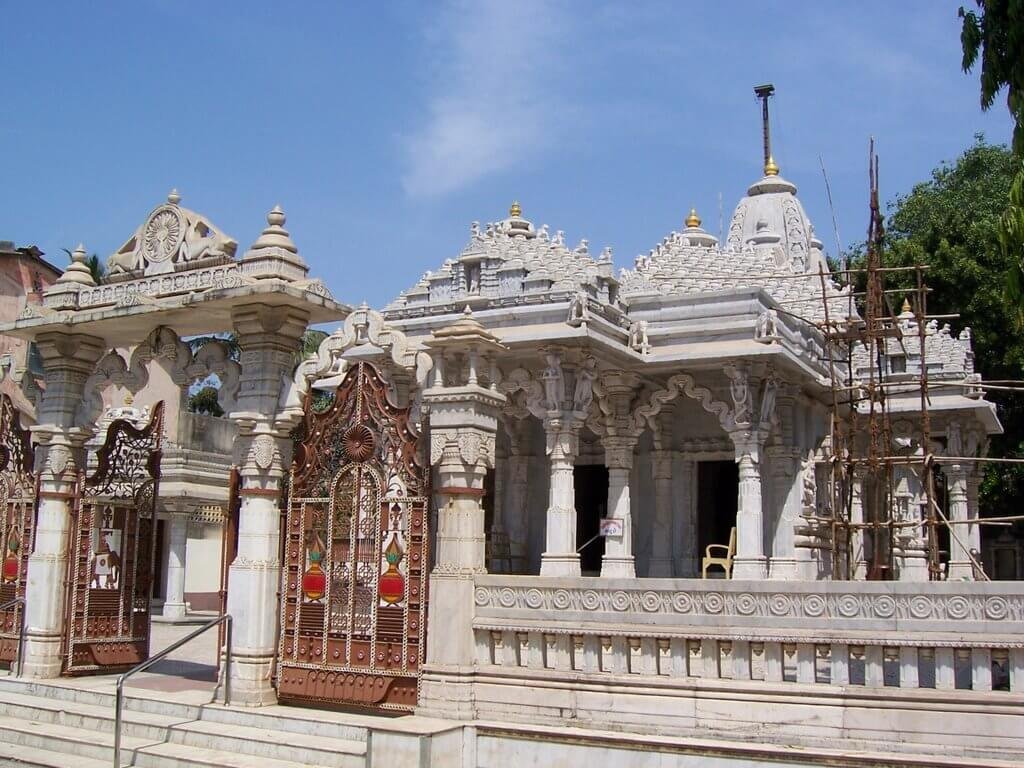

left=599, top=518, right=624, bottom=538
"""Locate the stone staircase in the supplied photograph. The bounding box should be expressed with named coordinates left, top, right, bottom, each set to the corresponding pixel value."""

left=0, top=677, right=370, bottom=767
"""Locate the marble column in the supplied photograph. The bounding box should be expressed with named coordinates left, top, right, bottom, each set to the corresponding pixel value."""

left=540, top=417, right=582, bottom=577
left=768, top=448, right=801, bottom=580
left=225, top=304, right=308, bottom=706
left=850, top=468, right=868, bottom=580
left=419, top=315, right=506, bottom=720
left=677, top=458, right=699, bottom=577
left=601, top=436, right=638, bottom=578
left=488, top=443, right=510, bottom=573
left=729, top=431, right=767, bottom=580
left=23, top=331, right=105, bottom=678
left=504, top=423, right=531, bottom=573
left=648, top=449, right=674, bottom=577
left=967, top=469, right=982, bottom=573
left=944, top=463, right=973, bottom=580
left=162, top=514, right=188, bottom=619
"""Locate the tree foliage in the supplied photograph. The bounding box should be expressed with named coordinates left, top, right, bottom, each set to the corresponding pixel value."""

left=187, top=385, right=224, bottom=417
left=878, top=138, right=1024, bottom=519
left=960, top=1, right=1024, bottom=325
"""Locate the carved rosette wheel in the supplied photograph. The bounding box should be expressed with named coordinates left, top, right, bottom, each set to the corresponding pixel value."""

left=142, top=205, right=184, bottom=264
left=342, top=424, right=376, bottom=463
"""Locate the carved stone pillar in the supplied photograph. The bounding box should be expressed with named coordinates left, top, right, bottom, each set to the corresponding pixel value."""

left=967, top=468, right=982, bottom=571
left=23, top=331, right=105, bottom=678
left=677, top=458, right=698, bottom=576
left=944, top=463, right=973, bottom=580
left=767, top=447, right=801, bottom=580
left=162, top=513, right=189, bottom=619
left=504, top=422, right=531, bottom=573
left=850, top=467, right=868, bottom=580
left=419, top=314, right=505, bottom=719
left=600, top=436, right=638, bottom=578
left=729, top=430, right=767, bottom=580
left=225, top=304, right=308, bottom=706
left=648, top=449, right=674, bottom=577
left=540, top=417, right=582, bottom=577
left=488, top=442, right=510, bottom=573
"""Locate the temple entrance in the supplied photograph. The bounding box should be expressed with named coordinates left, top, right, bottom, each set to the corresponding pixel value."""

left=0, top=396, right=36, bottom=670
left=278, top=362, right=428, bottom=712
left=697, top=460, right=738, bottom=565
left=63, top=403, right=164, bottom=674
left=575, top=465, right=608, bottom=575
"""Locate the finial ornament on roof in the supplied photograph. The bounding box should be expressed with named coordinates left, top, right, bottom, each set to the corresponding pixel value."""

left=901, top=297, right=912, bottom=315
left=764, top=155, right=780, bottom=176
left=56, top=243, right=97, bottom=286
left=167, top=188, right=181, bottom=205
left=509, top=200, right=522, bottom=218
left=685, top=208, right=702, bottom=228
left=250, top=204, right=297, bottom=253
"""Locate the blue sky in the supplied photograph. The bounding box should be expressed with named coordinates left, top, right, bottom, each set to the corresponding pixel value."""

left=1, top=1, right=1013, bottom=309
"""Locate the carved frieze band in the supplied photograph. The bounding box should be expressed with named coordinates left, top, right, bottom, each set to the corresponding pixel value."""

left=472, top=585, right=1024, bottom=626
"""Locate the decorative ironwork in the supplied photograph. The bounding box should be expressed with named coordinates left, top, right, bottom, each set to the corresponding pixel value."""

left=279, top=362, right=428, bottom=711
left=0, top=395, right=35, bottom=667
left=63, top=402, right=164, bottom=674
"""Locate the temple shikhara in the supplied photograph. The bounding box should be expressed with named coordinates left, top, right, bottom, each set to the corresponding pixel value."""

left=0, top=100, right=1019, bottom=768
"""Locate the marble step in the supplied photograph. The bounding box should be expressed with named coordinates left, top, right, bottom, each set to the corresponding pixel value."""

left=0, top=688, right=366, bottom=767
left=0, top=678, right=370, bottom=743
left=0, top=739, right=109, bottom=768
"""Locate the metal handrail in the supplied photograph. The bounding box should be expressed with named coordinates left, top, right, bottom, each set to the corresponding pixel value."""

left=0, top=597, right=26, bottom=678
left=113, top=613, right=232, bottom=768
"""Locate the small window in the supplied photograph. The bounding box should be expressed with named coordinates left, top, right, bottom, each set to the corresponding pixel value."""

left=465, top=262, right=481, bottom=294
left=889, top=355, right=907, bottom=374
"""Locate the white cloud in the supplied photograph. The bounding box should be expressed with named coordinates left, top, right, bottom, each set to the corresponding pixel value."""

left=401, top=0, right=568, bottom=198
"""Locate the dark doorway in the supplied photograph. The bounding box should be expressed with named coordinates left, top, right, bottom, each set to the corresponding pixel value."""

left=575, top=465, right=609, bottom=575
left=697, top=461, right=738, bottom=560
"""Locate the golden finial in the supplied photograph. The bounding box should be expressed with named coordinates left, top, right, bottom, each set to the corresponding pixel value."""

left=124, top=392, right=134, bottom=406
left=764, top=155, right=779, bottom=176
left=901, top=297, right=912, bottom=314
left=509, top=200, right=522, bottom=218
left=685, top=208, right=701, bottom=229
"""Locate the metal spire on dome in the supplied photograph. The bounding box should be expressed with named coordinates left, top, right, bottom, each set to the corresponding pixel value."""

left=685, top=208, right=701, bottom=229
left=754, top=83, right=779, bottom=176
left=509, top=200, right=522, bottom=218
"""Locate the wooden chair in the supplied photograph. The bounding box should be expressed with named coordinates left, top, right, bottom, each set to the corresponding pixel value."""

left=702, top=527, right=736, bottom=579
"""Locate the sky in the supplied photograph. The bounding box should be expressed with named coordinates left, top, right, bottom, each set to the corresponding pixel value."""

left=1, top=1, right=1014, bottom=310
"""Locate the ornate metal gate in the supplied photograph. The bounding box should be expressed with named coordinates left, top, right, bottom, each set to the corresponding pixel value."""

left=63, top=402, right=164, bottom=674
left=0, top=395, right=36, bottom=668
left=278, top=362, right=428, bottom=711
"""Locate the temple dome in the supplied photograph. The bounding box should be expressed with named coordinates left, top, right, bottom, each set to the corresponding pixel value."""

left=725, top=170, right=823, bottom=275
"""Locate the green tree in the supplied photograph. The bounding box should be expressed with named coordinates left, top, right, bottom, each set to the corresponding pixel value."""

left=960, top=1, right=1024, bottom=323
left=877, top=138, right=1024, bottom=520
left=187, top=385, right=224, bottom=417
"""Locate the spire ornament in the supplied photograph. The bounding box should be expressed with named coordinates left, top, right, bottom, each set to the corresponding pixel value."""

left=685, top=208, right=702, bottom=228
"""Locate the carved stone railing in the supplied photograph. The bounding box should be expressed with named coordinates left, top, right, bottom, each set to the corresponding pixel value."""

left=471, top=576, right=1024, bottom=694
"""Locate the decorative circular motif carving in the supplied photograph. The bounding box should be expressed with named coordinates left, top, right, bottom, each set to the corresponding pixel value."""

left=142, top=206, right=184, bottom=264
left=946, top=595, right=970, bottom=620
left=873, top=594, right=896, bottom=619
left=474, top=588, right=489, bottom=606
left=524, top=588, right=544, bottom=609
left=672, top=592, right=694, bottom=614
left=610, top=590, right=631, bottom=612
left=581, top=590, right=601, bottom=611
left=641, top=591, right=662, bottom=612
left=735, top=593, right=758, bottom=616
left=498, top=588, right=517, bottom=608
left=909, top=595, right=934, bottom=620
left=769, top=594, right=793, bottom=617
left=985, top=596, right=1009, bottom=621
left=552, top=589, right=572, bottom=610
left=703, top=592, right=724, bottom=614
left=837, top=594, right=861, bottom=618
left=343, top=424, right=376, bottom=463
left=802, top=594, right=826, bottom=617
